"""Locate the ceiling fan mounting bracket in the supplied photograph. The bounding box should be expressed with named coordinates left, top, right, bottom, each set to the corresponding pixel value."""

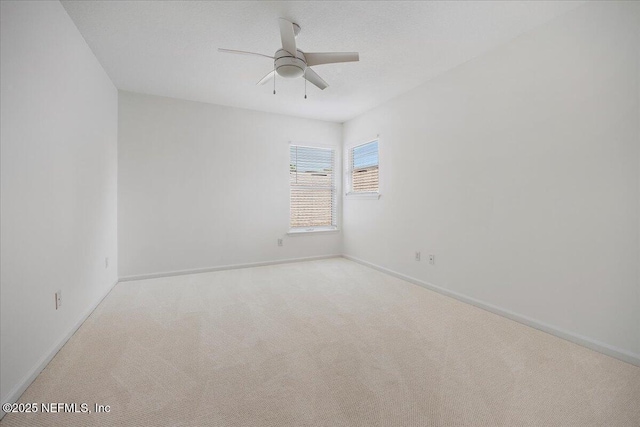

left=292, top=23, right=301, bottom=37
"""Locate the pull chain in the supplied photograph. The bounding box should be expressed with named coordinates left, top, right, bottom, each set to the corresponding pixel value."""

left=304, top=68, right=307, bottom=99
left=273, top=63, right=276, bottom=95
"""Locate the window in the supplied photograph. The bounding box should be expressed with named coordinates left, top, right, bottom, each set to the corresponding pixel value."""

left=289, top=145, right=337, bottom=231
left=348, top=140, right=379, bottom=194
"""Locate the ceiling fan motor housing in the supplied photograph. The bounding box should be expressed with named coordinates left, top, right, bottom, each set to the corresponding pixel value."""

left=275, top=49, right=306, bottom=78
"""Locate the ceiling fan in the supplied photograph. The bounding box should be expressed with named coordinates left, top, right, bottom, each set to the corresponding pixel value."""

left=219, top=18, right=359, bottom=94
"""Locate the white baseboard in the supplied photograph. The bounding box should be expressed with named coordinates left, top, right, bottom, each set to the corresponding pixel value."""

left=0, top=278, right=119, bottom=420
left=342, top=254, right=640, bottom=367
left=118, top=254, right=342, bottom=282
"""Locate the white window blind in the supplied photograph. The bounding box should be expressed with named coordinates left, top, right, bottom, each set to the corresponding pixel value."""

left=349, top=140, right=379, bottom=193
left=290, top=145, right=336, bottom=229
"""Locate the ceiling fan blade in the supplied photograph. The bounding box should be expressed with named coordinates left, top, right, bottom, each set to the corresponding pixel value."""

left=303, top=68, right=328, bottom=90
left=304, top=52, right=359, bottom=66
left=278, top=18, right=297, bottom=56
left=257, top=70, right=275, bottom=86
left=218, top=48, right=274, bottom=59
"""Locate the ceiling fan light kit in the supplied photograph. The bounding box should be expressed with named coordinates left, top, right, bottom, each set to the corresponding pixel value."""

left=219, top=18, right=359, bottom=98
left=275, top=49, right=306, bottom=78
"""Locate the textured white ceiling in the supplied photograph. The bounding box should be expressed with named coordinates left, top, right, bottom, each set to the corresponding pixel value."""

left=61, top=1, right=582, bottom=122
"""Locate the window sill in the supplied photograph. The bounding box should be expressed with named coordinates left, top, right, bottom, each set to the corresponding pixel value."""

left=287, top=227, right=340, bottom=236
left=345, top=192, right=381, bottom=199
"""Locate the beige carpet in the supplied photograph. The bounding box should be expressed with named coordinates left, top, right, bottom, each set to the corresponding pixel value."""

left=2, top=258, right=639, bottom=426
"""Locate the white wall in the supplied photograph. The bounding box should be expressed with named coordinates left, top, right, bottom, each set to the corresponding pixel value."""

left=0, top=0, right=118, bottom=408
left=343, top=2, right=640, bottom=361
left=118, top=92, right=342, bottom=278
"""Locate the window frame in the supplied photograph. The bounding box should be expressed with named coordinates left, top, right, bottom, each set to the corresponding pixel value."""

left=288, top=143, right=339, bottom=234
left=346, top=138, right=380, bottom=199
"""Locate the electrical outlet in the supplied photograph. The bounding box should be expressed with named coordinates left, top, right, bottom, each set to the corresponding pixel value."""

left=105, top=257, right=109, bottom=268
left=415, top=251, right=421, bottom=261
left=429, top=254, right=435, bottom=265
left=55, top=290, right=62, bottom=310
left=277, top=238, right=283, bottom=247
